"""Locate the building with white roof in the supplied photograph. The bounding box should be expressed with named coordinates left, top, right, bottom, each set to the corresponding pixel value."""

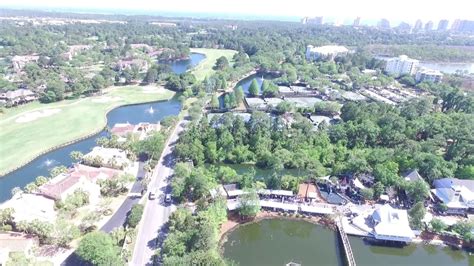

left=83, top=147, right=130, bottom=170
left=306, top=45, right=349, bottom=61
left=383, top=55, right=419, bottom=77
left=431, top=178, right=474, bottom=215
left=371, top=204, right=415, bottom=242
left=415, top=68, right=443, bottom=83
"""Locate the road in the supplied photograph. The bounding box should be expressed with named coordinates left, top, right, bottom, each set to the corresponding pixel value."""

left=130, top=120, right=186, bottom=266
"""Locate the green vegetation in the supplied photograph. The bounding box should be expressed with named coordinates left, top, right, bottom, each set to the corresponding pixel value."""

left=76, top=231, right=124, bottom=266
left=0, top=86, right=174, bottom=174
left=190, top=48, right=237, bottom=81
left=126, top=204, right=144, bottom=228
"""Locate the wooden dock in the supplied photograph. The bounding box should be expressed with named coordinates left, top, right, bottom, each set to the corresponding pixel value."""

left=336, top=217, right=357, bottom=266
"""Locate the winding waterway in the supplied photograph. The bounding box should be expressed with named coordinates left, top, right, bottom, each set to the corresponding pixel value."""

left=222, top=219, right=472, bottom=266
left=0, top=55, right=205, bottom=202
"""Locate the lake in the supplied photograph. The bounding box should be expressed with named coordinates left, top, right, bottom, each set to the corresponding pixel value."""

left=163, top=53, right=206, bottom=74
left=0, top=54, right=207, bottom=203
left=222, top=219, right=472, bottom=266
left=235, top=73, right=278, bottom=95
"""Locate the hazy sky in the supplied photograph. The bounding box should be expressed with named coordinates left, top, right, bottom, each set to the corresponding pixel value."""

left=1, top=0, right=473, bottom=22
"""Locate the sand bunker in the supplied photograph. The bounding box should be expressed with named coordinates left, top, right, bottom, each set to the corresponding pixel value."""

left=16, top=109, right=61, bottom=123
left=92, top=96, right=122, bottom=103
left=142, top=85, right=166, bottom=94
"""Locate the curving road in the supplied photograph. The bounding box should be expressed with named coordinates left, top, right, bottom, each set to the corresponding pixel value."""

left=130, top=120, right=186, bottom=266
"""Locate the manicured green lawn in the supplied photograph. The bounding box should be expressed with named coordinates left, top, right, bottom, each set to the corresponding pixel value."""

left=190, top=48, right=237, bottom=81
left=0, top=86, right=174, bottom=174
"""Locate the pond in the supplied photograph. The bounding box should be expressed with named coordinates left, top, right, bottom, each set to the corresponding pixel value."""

left=222, top=219, right=472, bottom=266
left=0, top=99, right=181, bottom=202
left=162, top=53, right=206, bottom=74
left=235, top=73, right=278, bottom=95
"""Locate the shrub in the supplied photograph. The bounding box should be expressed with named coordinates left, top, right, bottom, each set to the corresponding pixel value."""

left=126, top=204, right=144, bottom=228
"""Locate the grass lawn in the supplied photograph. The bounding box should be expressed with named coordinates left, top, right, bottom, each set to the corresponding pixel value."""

left=190, top=48, right=237, bottom=81
left=0, top=85, right=174, bottom=174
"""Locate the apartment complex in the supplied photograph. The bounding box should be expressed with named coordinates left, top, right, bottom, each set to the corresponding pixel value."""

left=415, top=68, right=443, bottom=83
left=383, top=55, right=419, bottom=76
left=305, top=45, right=349, bottom=61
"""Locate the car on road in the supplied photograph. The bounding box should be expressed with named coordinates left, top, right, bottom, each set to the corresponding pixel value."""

left=164, top=194, right=172, bottom=204
left=149, top=189, right=158, bottom=200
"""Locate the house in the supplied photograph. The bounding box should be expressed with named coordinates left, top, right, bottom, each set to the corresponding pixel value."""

left=298, top=183, right=318, bottom=202
left=83, top=147, right=130, bottom=170
left=11, top=55, right=40, bottom=71
left=0, top=89, right=36, bottom=106
left=0, top=194, right=56, bottom=223
left=306, top=45, right=349, bottom=61
left=402, top=169, right=424, bottom=183
left=110, top=122, right=160, bottom=142
left=0, top=232, right=39, bottom=265
left=371, top=204, right=415, bottom=242
left=35, top=164, right=121, bottom=204
left=62, top=44, right=92, bottom=60
left=431, top=178, right=474, bottom=215
left=115, top=59, right=149, bottom=72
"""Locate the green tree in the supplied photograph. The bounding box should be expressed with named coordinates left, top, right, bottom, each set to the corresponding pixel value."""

left=430, top=218, right=447, bottom=233
left=360, top=188, right=374, bottom=200
left=70, top=151, right=84, bottom=162
left=452, top=221, right=473, bottom=241
left=77, top=232, right=123, bottom=266
left=210, top=94, right=219, bottom=109
left=214, top=56, right=229, bottom=70
left=126, top=204, right=144, bottom=228
left=238, top=189, right=260, bottom=218
left=408, top=202, right=426, bottom=230
left=234, top=86, right=244, bottom=105
left=248, top=79, right=260, bottom=97
left=145, top=68, right=158, bottom=83
left=405, top=180, right=430, bottom=203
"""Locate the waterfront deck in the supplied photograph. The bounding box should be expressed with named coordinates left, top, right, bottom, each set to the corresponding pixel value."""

left=336, top=217, right=357, bottom=266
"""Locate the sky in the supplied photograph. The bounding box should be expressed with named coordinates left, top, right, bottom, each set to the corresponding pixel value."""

left=1, top=0, right=473, bottom=23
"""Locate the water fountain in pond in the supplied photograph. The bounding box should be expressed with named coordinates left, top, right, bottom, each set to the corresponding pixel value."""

left=147, top=106, right=155, bottom=114
left=41, top=159, right=58, bottom=169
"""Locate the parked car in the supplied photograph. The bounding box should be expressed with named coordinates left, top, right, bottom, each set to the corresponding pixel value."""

left=149, top=189, right=158, bottom=200
left=164, top=194, right=172, bottom=203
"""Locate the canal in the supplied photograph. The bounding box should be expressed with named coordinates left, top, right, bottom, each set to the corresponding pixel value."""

left=0, top=54, right=205, bottom=202
left=222, top=219, right=472, bottom=266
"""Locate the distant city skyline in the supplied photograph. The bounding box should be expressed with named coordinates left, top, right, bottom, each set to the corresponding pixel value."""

left=0, top=0, right=473, bottom=22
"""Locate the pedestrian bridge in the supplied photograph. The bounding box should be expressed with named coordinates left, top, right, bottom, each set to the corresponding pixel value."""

left=335, top=217, right=356, bottom=266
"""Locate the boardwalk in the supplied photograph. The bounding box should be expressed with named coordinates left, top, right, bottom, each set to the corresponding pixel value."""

left=336, top=217, right=357, bottom=266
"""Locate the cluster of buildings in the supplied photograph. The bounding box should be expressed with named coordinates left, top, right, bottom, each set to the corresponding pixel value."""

left=305, top=45, right=349, bottom=61
left=110, top=122, right=160, bottom=142
left=382, top=55, right=443, bottom=83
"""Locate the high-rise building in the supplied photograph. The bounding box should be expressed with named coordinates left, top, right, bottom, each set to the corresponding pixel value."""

left=378, top=19, right=391, bottom=29
left=413, top=19, right=423, bottom=31
left=458, top=20, right=474, bottom=33
left=383, top=55, right=419, bottom=76
left=437, top=20, right=449, bottom=31
left=353, top=17, right=361, bottom=27
left=415, top=68, right=443, bottom=83
left=424, top=21, right=434, bottom=31
left=397, top=22, right=412, bottom=33
left=451, top=19, right=461, bottom=31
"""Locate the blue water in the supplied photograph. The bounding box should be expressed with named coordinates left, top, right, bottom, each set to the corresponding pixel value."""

left=0, top=53, right=208, bottom=202
left=235, top=73, right=277, bottom=95
left=0, top=100, right=181, bottom=202
left=164, top=53, right=206, bottom=74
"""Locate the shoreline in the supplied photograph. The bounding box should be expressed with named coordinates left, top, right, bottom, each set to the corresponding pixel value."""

left=218, top=212, right=473, bottom=252
left=0, top=93, right=175, bottom=177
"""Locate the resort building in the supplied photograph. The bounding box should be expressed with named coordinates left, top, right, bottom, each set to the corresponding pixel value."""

left=83, top=147, right=130, bottom=169
left=1, top=193, right=56, bottom=223
left=305, top=45, right=349, bottom=61
left=115, top=58, right=149, bottom=72
left=62, top=44, right=92, bottom=60
left=11, top=55, right=40, bottom=71
left=110, top=122, right=160, bottom=142
left=0, top=89, right=36, bottom=106
left=415, top=68, right=443, bottom=83
left=371, top=204, right=415, bottom=242
left=431, top=178, right=474, bottom=215
left=383, top=55, right=419, bottom=76
left=0, top=232, right=38, bottom=265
